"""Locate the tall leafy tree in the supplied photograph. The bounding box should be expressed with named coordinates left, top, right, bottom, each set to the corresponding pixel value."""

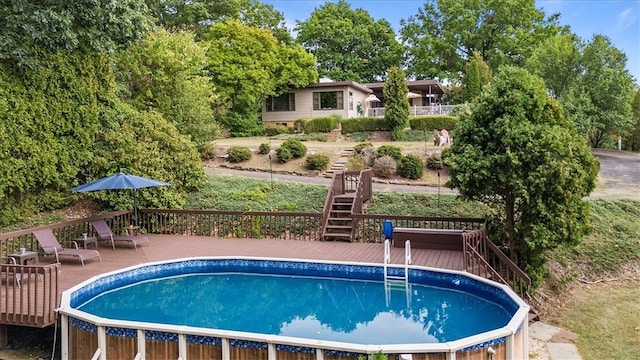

left=400, top=0, right=562, bottom=80
left=444, top=66, right=599, bottom=283
left=202, top=20, right=317, bottom=136
left=461, top=51, right=492, bottom=102
left=624, top=89, right=640, bottom=151
left=295, top=0, right=403, bottom=83
left=383, top=67, right=410, bottom=140
left=526, top=33, right=582, bottom=99
left=0, top=0, right=151, bottom=68
left=114, top=29, right=221, bottom=144
left=145, top=0, right=291, bottom=42
left=561, top=35, right=635, bottom=148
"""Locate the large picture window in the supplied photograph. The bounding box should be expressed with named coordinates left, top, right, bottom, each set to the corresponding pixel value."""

left=265, top=93, right=295, bottom=112
left=313, top=91, right=344, bottom=110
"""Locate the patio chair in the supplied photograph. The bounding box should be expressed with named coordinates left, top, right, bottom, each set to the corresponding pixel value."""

left=33, top=228, right=102, bottom=267
left=90, top=219, right=150, bottom=250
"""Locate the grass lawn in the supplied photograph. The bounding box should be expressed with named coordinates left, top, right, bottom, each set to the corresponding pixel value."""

left=553, top=280, right=640, bottom=360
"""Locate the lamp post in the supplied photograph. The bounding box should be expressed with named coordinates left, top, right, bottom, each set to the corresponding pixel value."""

left=437, top=170, right=441, bottom=209
left=269, top=137, right=274, bottom=189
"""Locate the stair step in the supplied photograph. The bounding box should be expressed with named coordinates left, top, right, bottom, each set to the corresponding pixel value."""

left=325, top=225, right=352, bottom=230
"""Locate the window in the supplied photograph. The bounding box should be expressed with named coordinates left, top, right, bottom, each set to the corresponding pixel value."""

left=313, top=91, right=344, bottom=110
left=265, top=93, right=295, bottom=112
left=349, top=91, right=354, bottom=110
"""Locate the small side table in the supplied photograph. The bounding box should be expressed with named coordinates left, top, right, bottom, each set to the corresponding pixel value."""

left=9, top=251, right=38, bottom=265
left=125, top=226, right=140, bottom=236
left=73, top=236, right=99, bottom=249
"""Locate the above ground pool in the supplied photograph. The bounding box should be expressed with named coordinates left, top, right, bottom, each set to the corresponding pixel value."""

left=59, top=257, right=530, bottom=360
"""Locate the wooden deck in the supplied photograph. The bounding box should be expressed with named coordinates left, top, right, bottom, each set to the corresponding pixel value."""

left=54, top=234, right=464, bottom=291
left=1, top=235, right=464, bottom=328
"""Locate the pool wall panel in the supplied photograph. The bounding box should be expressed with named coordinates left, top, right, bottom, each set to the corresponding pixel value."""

left=146, top=338, right=179, bottom=360
left=70, top=326, right=97, bottom=360
left=106, top=335, right=136, bottom=359
left=186, top=343, right=222, bottom=359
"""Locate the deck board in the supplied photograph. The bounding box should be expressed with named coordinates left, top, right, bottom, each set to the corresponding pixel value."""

left=3, top=235, right=464, bottom=327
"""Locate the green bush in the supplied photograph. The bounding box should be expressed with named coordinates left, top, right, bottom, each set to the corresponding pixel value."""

left=227, top=146, right=252, bottom=163
left=275, top=146, right=293, bottom=162
left=399, top=154, right=424, bottom=179
left=293, top=118, right=309, bottom=133
left=341, top=117, right=389, bottom=133
left=376, top=145, right=402, bottom=161
left=258, top=143, right=270, bottom=154
left=304, top=115, right=339, bottom=133
left=426, top=155, right=444, bottom=170
left=198, top=142, right=216, bottom=160
left=264, top=125, right=291, bottom=136
left=409, top=115, right=458, bottom=131
left=281, top=139, right=307, bottom=158
left=354, top=142, right=374, bottom=153
left=372, top=156, right=397, bottom=178
left=305, top=154, right=330, bottom=170
left=346, top=156, right=366, bottom=171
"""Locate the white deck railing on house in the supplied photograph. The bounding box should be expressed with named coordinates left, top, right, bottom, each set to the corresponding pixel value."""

left=367, top=104, right=464, bottom=117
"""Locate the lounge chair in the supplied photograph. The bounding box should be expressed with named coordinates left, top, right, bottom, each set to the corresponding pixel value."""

left=90, top=219, right=150, bottom=250
left=33, top=229, right=102, bottom=267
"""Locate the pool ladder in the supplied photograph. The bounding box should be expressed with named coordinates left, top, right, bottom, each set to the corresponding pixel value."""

left=383, top=239, right=412, bottom=307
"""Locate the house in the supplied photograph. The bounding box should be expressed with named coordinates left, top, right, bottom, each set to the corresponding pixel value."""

left=261, top=79, right=449, bottom=128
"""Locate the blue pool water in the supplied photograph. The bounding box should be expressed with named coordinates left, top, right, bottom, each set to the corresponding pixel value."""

left=78, top=272, right=512, bottom=344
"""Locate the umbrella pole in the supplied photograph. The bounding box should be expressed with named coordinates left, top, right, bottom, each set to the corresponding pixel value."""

left=134, top=189, right=138, bottom=226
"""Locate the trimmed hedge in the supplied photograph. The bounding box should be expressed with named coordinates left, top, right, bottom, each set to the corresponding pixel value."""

left=276, top=147, right=293, bottom=162
left=281, top=139, right=307, bottom=158
left=304, top=115, right=339, bottom=133
left=341, top=117, right=390, bottom=133
left=258, top=143, right=270, bottom=154
left=409, top=116, right=458, bottom=131
left=376, top=145, right=403, bottom=161
left=399, top=154, right=424, bottom=179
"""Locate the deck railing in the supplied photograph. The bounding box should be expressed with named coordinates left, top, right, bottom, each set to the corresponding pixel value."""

left=367, top=104, right=466, bottom=117
left=352, top=214, right=486, bottom=242
left=0, top=263, right=60, bottom=327
left=462, top=228, right=532, bottom=300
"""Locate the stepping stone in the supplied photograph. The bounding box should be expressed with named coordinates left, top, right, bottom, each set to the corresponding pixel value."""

left=529, top=322, right=560, bottom=341
left=547, top=343, right=583, bottom=360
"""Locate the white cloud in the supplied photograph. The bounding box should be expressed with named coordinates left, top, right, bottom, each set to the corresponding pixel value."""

left=616, top=7, right=636, bottom=31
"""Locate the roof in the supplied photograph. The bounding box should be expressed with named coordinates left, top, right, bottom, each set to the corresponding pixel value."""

left=305, top=81, right=373, bottom=94
left=363, top=80, right=445, bottom=94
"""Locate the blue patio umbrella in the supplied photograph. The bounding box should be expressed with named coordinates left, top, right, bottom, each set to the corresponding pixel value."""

left=71, top=171, right=171, bottom=225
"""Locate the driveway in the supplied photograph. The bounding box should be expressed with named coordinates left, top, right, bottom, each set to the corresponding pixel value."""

left=205, top=149, right=640, bottom=200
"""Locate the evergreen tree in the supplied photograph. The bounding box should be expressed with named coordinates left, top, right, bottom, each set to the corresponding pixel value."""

left=383, top=67, right=410, bottom=140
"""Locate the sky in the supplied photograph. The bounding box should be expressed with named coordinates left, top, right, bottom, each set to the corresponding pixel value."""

left=261, top=0, right=640, bottom=84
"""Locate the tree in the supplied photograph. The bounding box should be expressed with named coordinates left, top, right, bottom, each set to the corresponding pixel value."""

left=623, top=88, right=640, bottom=151
left=295, top=0, right=403, bottom=83
left=561, top=35, right=635, bottom=148
left=444, top=66, right=599, bottom=283
left=383, top=67, right=410, bottom=140
left=202, top=20, right=317, bottom=136
left=400, top=0, right=562, bottom=80
left=145, top=0, right=291, bottom=43
left=461, top=51, right=492, bottom=102
left=0, top=0, right=151, bottom=68
left=526, top=33, right=582, bottom=99
left=114, top=29, right=221, bottom=144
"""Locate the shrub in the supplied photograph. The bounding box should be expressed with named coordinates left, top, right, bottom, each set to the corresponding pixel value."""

left=293, top=118, right=309, bottom=133
left=264, top=125, right=291, bottom=136
left=198, top=142, right=216, bottom=160
left=305, top=154, right=330, bottom=171
left=346, top=156, right=366, bottom=171
left=258, top=143, right=270, bottom=154
left=227, top=146, right=252, bottom=163
left=360, top=146, right=376, bottom=167
left=376, top=145, right=402, bottom=161
left=281, top=139, right=307, bottom=158
left=304, top=115, right=339, bottom=133
left=341, top=117, right=389, bottom=133
left=426, top=155, right=444, bottom=170
left=409, top=116, right=458, bottom=131
left=354, top=142, right=373, bottom=154
left=399, top=154, right=424, bottom=179
left=372, top=156, right=397, bottom=178
left=275, top=146, right=293, bottom=163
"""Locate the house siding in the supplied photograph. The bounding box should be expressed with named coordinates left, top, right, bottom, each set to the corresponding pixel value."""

left=262, top=85, right=370, bottom=127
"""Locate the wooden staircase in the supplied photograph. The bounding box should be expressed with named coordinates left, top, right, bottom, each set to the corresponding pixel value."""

left=321, top=169, right=372, bottom=242
left=322, top=193, right=356, bottom=241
